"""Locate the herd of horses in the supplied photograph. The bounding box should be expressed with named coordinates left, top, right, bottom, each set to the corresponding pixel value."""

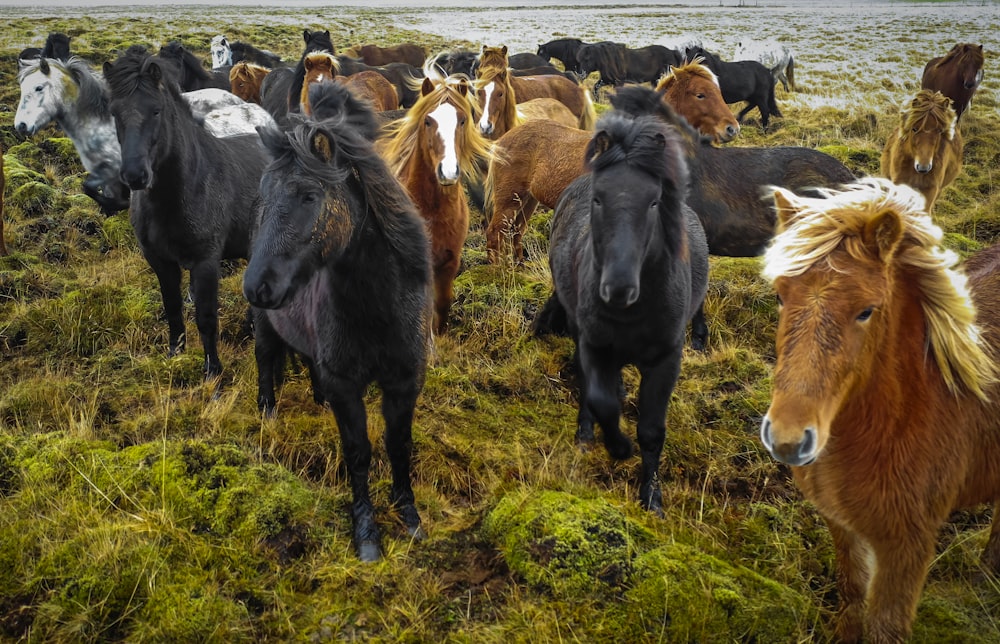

left=7, top=26, right=998, bottom=642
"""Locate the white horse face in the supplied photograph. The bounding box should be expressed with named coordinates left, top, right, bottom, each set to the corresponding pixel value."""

left=15, top=62, right=64, bottom=136
left=210, top=36, right=231, bottom=69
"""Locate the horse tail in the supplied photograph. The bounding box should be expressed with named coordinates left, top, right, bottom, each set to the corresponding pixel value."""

left=787, top=55, right=795, bottom=91
left=578, top=87, right=597, bottom=130
left=532, top=293, right=571, bottom=337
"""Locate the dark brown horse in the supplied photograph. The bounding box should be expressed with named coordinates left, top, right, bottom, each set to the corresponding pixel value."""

left=880, top=89, right=962, bottom=213
left=484, top=84, right=852, bottom=264
left=343, top=42, right=426, bottom=68
left=760, top=178, right=1000, bottom=643
left=378, top=72, right=492, bottom=333
left=921, top=43, right=984, bottom=120
left=301, top=52, right=399, bottom=114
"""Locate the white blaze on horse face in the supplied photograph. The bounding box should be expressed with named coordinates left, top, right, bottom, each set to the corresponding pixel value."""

left=15, top=68, right=60, bottom=135
left=429, top=101, right=461, bottom=184
left=478, top=81, right=495, bottom=133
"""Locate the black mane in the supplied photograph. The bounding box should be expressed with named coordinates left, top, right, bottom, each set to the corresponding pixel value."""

left=609, top=84, right=713, bottom=148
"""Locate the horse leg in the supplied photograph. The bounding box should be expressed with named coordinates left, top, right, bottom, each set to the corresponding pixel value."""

left=190, top=261, right=223, bottom=378
left=432, top=253, right=460, bottom=334
left=735, top=103, right=753, bottom=124
left=571, top=347, right=596, bottom=445
left=145, top=252, right=186, bottom=356
left=578, top=342, right=633, bottom=460
left=381, top=376, right=425, bottom=539
left=322, top=375, right=380, bottom=561
left=511, top=195, right=539, bottom=265
left=634, top=350, right=683, bottom=515
left=689, top=303, right=708, bottom=351
left=250, top=308, right=285, bottom=416
left=827, top=520, right=871, bottom=644
left=864, top=531, right=937, bottom=643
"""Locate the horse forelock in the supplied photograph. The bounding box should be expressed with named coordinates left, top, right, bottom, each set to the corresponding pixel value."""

left=763, top=178, right=997, bottom=398
left=940, top=43, right=985, bottom=70
left=659, top=57, right=719, bottom=90
left=106, top=47, right=188, bottom=118
left=588, top=114, right=688, bottom=197
left=901, top=90, right=957, bottom=140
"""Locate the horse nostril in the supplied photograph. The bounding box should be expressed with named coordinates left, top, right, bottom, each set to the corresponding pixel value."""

left=760, top=417, right=773, bottom=450
left=800, top=426, right=817, bottom=459
left=726, top=125, right=738, bottom=137
left=15, top=123, right=26, bottom=135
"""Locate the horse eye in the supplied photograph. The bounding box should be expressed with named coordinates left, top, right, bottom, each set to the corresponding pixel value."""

left=35, top=85, right=44, bottom=92
left=302, top=193, right=318, bottom=205
left=775, top=293, right=783, bottom=307
left=649, top=200, right=658, bottom=210
left=696, top=93, right=705, bottom=99
left=424, top=117, right=432, bottom=127
left=856, top=307, right=873, bottom=322
left=593, top=197, right=602, bottom=207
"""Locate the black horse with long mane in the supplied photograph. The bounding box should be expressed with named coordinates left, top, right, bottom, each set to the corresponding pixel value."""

left=243, top=81, right=433, bottom=562
left=541, top=111, right=709, bottom=515
left=157, top=41, right=231, bottom=91
left=103, top=45, right=269, bottom=379
left=686, top=46, right=779, bottom=130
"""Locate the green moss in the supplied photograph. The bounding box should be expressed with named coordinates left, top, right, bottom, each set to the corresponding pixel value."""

left=482, top=489, right=654, bottom=598
left=817, top=144, right=882, bottom=176
left=624, top=542, right=812, bottom=642
left=9, top=182, right=57, bottom=218
left=1, top=154, right=47, bottom=192
left=101, top=214, right=137, bottom=251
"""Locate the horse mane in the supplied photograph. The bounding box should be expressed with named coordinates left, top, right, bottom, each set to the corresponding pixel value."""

left=762, top=178, right=997, bottom=399
left=261, top=106, right=426, bottom=260
left=935, top=43, right=985, bottom=71
left=304, top=50, right=340, bottom=74
left=17, top=56, right=110, bottom=120
left=609, top=84, right=712, bottom=148
left=656, top=57, right=719, bottom=92
left=475, top=65, right=517, bottom=126
left=105, top=45, right=190, bottom=116
left=900, top=89, right=957, bottom=141
left=380, top=65, right=492, bottom=182
left=478, top=46, right=509, bottom=75
left=307, top=80, right=380, bottom=141
left=159, top=41, right=214, bottom=83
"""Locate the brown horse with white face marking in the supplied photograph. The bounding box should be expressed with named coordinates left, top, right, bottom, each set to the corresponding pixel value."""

left=378, top=71, right=492, bottom=332
left=880, top=89, right=962, bottom=213
left=760, top=178, right=1000, bottom=643
left=655, top=58, right=739, bottom=143
left=921, top=43, right=984, bottom=120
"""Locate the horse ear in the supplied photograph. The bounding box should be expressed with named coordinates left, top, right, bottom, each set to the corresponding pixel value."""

left=481, top=45, right=488, bottom=54
left=421, top=76, right=435, bottom=96
left=149, top=60, right=162, bottom=84
left=501, top=45, right=508, bottom=57
left=456, top=78, right=469, bottom=96
left=771, top=188, right=801, bottom=232
left=865, top=208, right=904, bottom=259
left=39, top=58, right=50, bottom=75
left=221, top=37, right=228, bottom=47
left=302, top=29, right=310, bottom=44
left=103, top=60, right=113, bottom=76
left=588, top=130, right=613, bottom=164
left=304, top=56, right=314, bottom=72
left=311, top=130, right=334, bottom=163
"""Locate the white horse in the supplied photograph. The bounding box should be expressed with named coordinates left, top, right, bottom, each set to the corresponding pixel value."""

left=733, top=39, right=795, bottom=92
left=210, top=35, right=232, bottom=70
left=15, top=57, right=270, bottom=214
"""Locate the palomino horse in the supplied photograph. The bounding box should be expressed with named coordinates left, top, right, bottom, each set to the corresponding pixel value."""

left=300, top=51, right=399, bottom=114
left=921, top=43, right=984, bottom=120
left=880, top=89, right=962, bottom=213
left=474, top=65, right=593, bottom=139
left=759, top=178, right=1000, bottom=643
left=104, top=45, right=269, bottom=379
left=475, top=46, right=595, bottom=131
left=654, top=59, right=739, bottom=143
left=378, top=69, right=492, bottom=333
left=245, top=80, right=432, bottom=562
left=541, top=111, right=708, bottom=513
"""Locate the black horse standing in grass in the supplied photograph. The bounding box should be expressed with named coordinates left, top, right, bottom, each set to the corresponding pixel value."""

left=542, top=112, right=708, bottom=515
left=243, top=81, right=433, bottom=562
left=686, top=46, right=780, bottom=130
left=103, top=45, right=268, bottom=379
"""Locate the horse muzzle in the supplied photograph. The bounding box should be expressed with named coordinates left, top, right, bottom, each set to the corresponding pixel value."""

left=436, top=165, right=460, bottom=186
left=598, top=281, right=639, bottom=309
left=913, top=160, right=933, bottom=174
left=759, top=416, right=818, bottom=467
left=120, top=165, right=153, bottom=191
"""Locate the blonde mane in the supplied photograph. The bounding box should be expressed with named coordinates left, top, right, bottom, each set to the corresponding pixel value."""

left=901, top=89, right=957, bottom=141
left=655, top=57, right=720, bottom=92
left=475, top=66, right=521, bottom=132
left=763, top=178, right=997, bottom=399
left=380, top=71, right=492, bottom=182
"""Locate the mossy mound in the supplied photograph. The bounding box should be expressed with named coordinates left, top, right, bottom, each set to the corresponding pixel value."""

left=817, top=143, right=882, bottom=176
left=482, top=489, right=654, bottom=598
left=623, top=542, right=813, bottom=642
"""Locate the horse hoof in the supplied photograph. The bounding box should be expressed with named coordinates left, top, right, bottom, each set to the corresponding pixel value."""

left=397, top=503, right=425, bottom=539
left=605, top=436, right=634, bottom=461
left=357, top=540, right=381, bottom=562
left=575, top=426, right=596, bottom=445
left=408, top=524, right=428, bottom=541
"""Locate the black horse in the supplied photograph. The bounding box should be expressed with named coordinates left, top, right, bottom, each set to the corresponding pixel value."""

left=537, top=37, right=585, bottom=74
left=287, top=29, right=337, bottom=114
left=230, top=40, right=283, bottom=68
left=610, top=85, right=856, bottom=257
left=260, top=66, right=296, bottom=122
left=18, top=32, right=71, bottom=67
left=157, top=41, right=231, bottom=91
left=686, top=46, right=780, bottom=130
left=103, top=46, right=268, bottom=379
left=577, top=41, right=680, bottom=97
left=542, top=112, right=709, bottom=515
left=243, top=81, right=433, bottom=562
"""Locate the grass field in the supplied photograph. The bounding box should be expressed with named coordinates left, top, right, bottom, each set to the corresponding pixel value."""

left=0, top=2, right=998, bottom=641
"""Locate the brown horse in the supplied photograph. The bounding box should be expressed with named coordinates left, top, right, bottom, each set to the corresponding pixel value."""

left=229, top=61, right=270, bottom=103
left=343, top=42, right=426, bottom=68
left=378, top=72, right=492, bottom=332
left=474, top=65, right=594, bottom=138
left=654, top=58, right=740, bottom=143
left=759, top=178, right=1000, bottom=643
left=880, top=89, right=962, bottom=213
left=475, top=47, right=595, bottom=133
left=301, top=52, right=399, bottom=114
left=921, top=43, right=984, bottom=120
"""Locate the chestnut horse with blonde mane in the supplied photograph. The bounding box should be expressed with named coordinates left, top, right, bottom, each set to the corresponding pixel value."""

left=655, top=58, right=739, bottom=143
left=229, top=61, right=270, bottom=103
left=475, top=46, right=595, bottom=134
left=378, top=70, right=492, bottom=332
left=880, top=89, right=962, bottom=213
left=301, top=52, right=399, bottom=114
left=921, top=43, right=984, bottom=120
left=760, top=178, right=1000, bottom=643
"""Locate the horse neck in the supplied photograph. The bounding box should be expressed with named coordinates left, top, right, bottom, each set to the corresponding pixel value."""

left=497, top=79, right=520, bottom=136
left=55, top=78, right=121, bottom=171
